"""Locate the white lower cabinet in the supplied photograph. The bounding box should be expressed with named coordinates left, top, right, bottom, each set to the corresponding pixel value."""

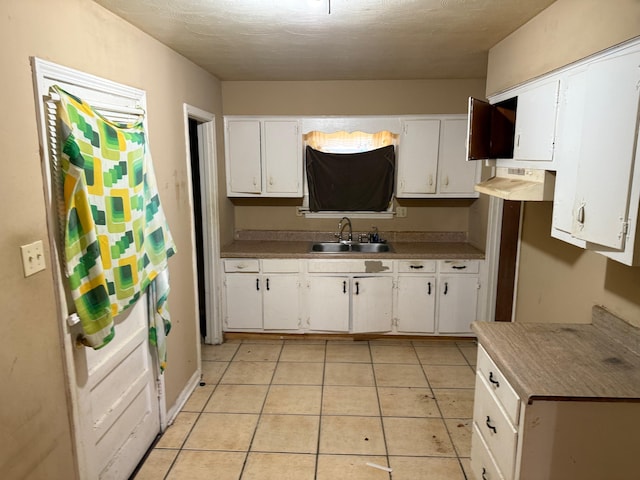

left=395, top=260, right=437, bottom=333
left=471, top=345, right=521, bottom=480
left=222, top=257, right=482, bottom=335
left=307, top=276, right=350, bottom=332
left=223, top=259, right=301, bottom=331
left=306, top=259, right=394, bottom=333
left=472, top=344, right=640, bottom=480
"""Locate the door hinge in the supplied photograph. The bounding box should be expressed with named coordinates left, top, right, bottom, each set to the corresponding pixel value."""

left=156, top=379, right=164, bottom=398
left=622, top=221, right=629, bottom=237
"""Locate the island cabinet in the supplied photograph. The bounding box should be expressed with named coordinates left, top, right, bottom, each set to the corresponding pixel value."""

left=471, top=311, right=640, bottom=480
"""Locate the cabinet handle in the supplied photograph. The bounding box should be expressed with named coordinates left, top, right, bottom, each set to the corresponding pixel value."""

left=485, top=416, right=497, bottom=434
left=269, top=177, right=274, bottom=186
left=256, top=278, right=260, bottom=291
left=444, top=282, right=448, bottom=295
left=452, top=265, right=467, bottom=270
left=482, top=467, right=488, bottom=480
left=410, top=264, right=424, bottom=269
left=266, top=278, right=270, bottom=291
left=577, top=203, right=585, bottom=225
left=427, top=282, right=432, bottom=295
left=355, top=281, right=360, bottom=295
left=489, top=371, right=500, bottom=388
left=428, top=174, right=433, bottom=186
left=444, top=176, right=449, bottom=186
left=343, top=280, right=347, bottom=294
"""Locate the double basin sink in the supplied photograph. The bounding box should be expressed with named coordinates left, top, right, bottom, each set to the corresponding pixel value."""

left=310, top=241, right=391, bottom=253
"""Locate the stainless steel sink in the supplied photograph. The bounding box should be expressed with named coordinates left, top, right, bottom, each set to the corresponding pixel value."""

left=309, top=242, right=390, bottom=253
left=350, top=242, right=390, bottom=253
left=310, top=242, right=350, bottom=253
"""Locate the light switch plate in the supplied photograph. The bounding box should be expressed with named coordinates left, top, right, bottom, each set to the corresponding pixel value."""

left=21, top=240, right=46, bottom=277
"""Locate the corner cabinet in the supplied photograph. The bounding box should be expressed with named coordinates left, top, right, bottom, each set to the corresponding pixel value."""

left=396, top=116, right=480, bottom=198
left=224, top=118, right=302, bottom=197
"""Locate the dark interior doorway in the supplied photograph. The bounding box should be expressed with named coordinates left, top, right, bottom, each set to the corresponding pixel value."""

left=188, top=118, right=207, bottom=338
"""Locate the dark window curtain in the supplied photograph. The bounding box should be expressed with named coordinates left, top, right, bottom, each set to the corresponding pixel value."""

left=305, top=145, right=395, bottom=211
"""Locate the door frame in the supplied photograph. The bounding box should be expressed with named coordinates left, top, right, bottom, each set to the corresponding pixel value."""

left=182, top=105, right=223, bottom=345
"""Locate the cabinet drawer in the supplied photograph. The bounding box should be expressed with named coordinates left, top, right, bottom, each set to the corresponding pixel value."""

left=262, top=259, right=299, bottom=273
left=397, top=260, right=437, bottom=273
left=224, top=259, right=260, bottom=273
left=476, top=345, right=520, bottom=425
left=471, top=423, right=505, bottom=480
left=307, top=259, right=393, bottom=273
left=438, top=259, right=480, bottom=273
left=473, top=373, right=518, bottom=479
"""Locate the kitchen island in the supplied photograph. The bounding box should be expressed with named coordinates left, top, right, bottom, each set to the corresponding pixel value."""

left=470, top=306, right=640, bottom=480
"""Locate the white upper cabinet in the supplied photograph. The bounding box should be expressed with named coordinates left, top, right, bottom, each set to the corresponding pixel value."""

left=225, top=120, right=262, bottom=195
left=512, top=79, right=560, bottom=162
left=439, top=118, right=480, bottom=195
left=396, top=119, right=440, bottom=196
left=397, top=116, right=479, bottom=198
left=551, top=40, right=640, bottom=263
left=570, top=49, right=640, bottom=250
left=225, top=118, right=302, bottom=197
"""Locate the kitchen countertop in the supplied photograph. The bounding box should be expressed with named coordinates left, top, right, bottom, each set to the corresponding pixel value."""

left=221, top=240, right=485, bottom=259
left=472, top=306, right=640, bottom=404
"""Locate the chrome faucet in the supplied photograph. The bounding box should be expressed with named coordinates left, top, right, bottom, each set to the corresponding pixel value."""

left=337, top=217, right=353, bottom=243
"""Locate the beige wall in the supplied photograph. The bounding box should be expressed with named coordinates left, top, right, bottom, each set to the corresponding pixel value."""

left=486, top=0, right=640, bottom=325
left=222, top=79, right=487, bottom=238
left=1, top=0, right=224, bottom=478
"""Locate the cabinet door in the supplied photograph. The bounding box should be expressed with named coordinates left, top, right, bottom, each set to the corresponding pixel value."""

left=438, top=275, right=478, bottom=334
left=396, top=119, right=440, bottom=196
left=308, top=276, right=349, bottom=331
left=513, top=80, right=560, bottom=161
left=263, top=120, right=302, bottom=196
left=551, top=68, right=588, bottom=247
left=226, top=120, right=262, bottom=195
left=438, top=118, right=479, bottom=195
left=224, top=274, right=262, bottom=329
left=396, top=276, right=436, bottom=333
left=352, top=276, right=393, bottom=333
left=263, top=274, right=300, bottom=330
left=571, top=50, right=640, bottom=249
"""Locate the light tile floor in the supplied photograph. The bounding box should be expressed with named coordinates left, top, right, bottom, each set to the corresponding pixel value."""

left=133, top=338, right=478, bottom=480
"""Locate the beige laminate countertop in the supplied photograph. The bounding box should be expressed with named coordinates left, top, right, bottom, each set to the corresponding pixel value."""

left=472, top=306, right=640, bottom=404
left=220, top=240, right=485, bottom=259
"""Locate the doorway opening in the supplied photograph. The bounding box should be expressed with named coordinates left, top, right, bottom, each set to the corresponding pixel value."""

left=183, top=106, right=222, bottom=345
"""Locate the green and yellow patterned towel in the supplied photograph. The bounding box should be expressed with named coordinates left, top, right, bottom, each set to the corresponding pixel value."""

left=53, top=85, right=176, bottom=370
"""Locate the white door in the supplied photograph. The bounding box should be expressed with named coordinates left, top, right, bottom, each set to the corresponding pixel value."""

left=224, top=274, right=263, bottom=329
left=263, top=274, right=301, bottom=330
left=263, top=120, right=302, bottom=196
left=438, top=275, right=479, bottom=334
left=396, top=119, right=440, bottom=196
left=352, top=276, right=393, bottom=333
left=396, top=275, right=436, bottom=333
left=308, top=276, right=350, bottom=331
left=438, top=118, right=479, bottom=195
left=571, top=50, right=640, bottom=249
left=32, top=58, right=162, bottom=479
left=226, top=120, right=262, bottom=194
left=71, top=298, right=161, bottom=479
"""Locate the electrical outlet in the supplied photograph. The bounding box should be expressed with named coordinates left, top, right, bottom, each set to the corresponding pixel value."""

left=20, top=240, right=46, bottom=277
left=396, top=206, right=407, bottom=218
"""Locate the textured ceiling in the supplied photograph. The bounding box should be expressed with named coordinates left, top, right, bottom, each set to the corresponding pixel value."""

left=94, top=0, right=556, bottom=81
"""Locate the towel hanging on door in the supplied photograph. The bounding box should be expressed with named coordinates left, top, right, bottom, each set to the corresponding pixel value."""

left=52, top=85, right=176, bottom=369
